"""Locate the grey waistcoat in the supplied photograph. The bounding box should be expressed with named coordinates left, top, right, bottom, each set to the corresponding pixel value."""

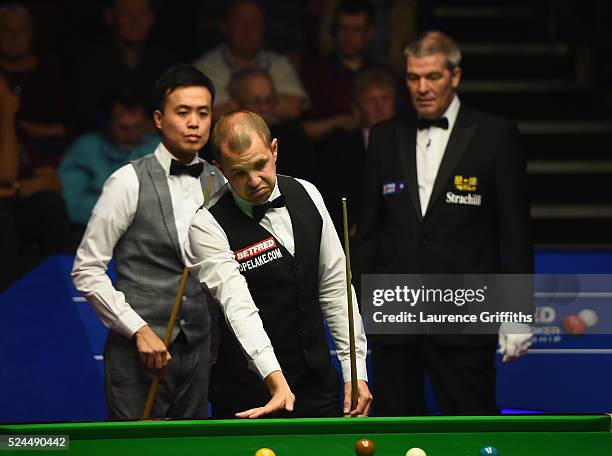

left=114, top=154, right=220, bottom=345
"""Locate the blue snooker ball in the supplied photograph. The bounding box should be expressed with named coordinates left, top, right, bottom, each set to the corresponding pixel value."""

left=479, top=446, right=499, bottom=456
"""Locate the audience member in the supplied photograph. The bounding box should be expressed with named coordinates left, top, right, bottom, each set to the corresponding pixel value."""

left=0, top=3, right=69, bottom=166
left=0, top=75, right=70, bottom=292
left=193, top=0, right=308, bottom=121
left=228, top=67, right=317, bottom=181
left=59, top=92, right=159, bottom=228
left=301, top=0, right=375, bottom=140
left=317, top=66, right=396, bottom=238
left=74, top=0, right=177, bottom=132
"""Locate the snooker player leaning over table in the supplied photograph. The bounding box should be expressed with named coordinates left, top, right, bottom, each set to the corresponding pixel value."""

left=185, top=111, right=372, bottom=419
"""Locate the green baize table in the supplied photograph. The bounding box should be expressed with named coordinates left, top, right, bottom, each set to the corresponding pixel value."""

left=1, top=415, right=611, bottom=455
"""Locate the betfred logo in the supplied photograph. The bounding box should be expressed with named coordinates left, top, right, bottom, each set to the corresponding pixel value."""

left=235, top=237, right=277, bottom=261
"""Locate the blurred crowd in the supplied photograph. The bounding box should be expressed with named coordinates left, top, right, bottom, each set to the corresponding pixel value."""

left=0, top=0, right=422, bottom=290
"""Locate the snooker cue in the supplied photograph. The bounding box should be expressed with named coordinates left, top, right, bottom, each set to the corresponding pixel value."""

left=141, top=172, right=216, bottom=420
left=341, top=198, right=359, bottom=411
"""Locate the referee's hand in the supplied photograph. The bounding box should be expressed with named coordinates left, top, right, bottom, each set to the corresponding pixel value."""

left=134, top=325, right=172, bottom=370
left=235, top=371, right=295, bottom=419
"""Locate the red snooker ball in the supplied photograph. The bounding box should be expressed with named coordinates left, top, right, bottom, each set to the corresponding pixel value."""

left=355, top=438, right=376, bottom=456
left=563, top=314, right=586, bottom=335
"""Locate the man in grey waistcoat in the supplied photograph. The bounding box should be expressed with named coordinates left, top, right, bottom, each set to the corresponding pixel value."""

left=72, top=64, right=225, bottom=419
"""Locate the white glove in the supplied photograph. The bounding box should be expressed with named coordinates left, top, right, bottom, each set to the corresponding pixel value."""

left=498, top=322, right=533, bottom=362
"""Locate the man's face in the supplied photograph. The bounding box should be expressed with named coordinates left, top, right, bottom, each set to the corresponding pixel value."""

left=405, top=53, right=461, bottom=120
left=0, top=12, right=32, bottom=60
left=335, top=12, right=372, bottom=60
left=109, top=0, right=155, bottom=46
left=224, top=1, right=264, bottom=58
left=108, top=104, right=147, bottom=149
left=153, top=86, right=212, bottom=157
left=216, top=131, right=278, bottom=204
left=237, top=74, right=275, bottom=122
left=356, top=85, right=396, bottom=128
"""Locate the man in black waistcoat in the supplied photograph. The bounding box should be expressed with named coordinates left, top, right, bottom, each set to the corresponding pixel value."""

left=353, top=31, right=533, bottom=415
left=185, top=110, right=372, bottom=419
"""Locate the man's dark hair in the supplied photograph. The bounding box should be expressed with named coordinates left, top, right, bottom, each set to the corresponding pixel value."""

left=334, top=0, right=375, bottom=26
left=223, top=0, right=263, bottom=21
left=104, top=91, right=147, bottom=122
left=152, top=64, right=216, bottom=111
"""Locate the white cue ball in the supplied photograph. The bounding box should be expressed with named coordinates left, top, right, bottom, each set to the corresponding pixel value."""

left=406, top=448, right=427, bottom=456
left=578, top=309, right=598, bottom=328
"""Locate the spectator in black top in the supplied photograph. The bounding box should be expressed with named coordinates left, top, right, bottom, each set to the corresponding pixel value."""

left=73, top=0, right=177, bottom=132
left=0, top=3, right=69, bottom=166
left=0, top=75, right=70, bottom=292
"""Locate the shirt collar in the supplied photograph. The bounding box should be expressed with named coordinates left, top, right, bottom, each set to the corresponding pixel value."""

left=229, top=178, right=281, bottom=219
left=416, top=94, right=461, bottom=131
left=154, top=142, right=200, bottom=177
left=443, top=94, right=460, bottom=130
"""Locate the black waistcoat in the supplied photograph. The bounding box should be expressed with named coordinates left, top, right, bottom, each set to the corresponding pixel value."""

left=209, top=175, right=330, bottom=385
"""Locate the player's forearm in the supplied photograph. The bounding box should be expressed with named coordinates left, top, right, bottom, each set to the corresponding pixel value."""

left=320, top=284, right=369, bottom=382
left=72, top=261, right=146, bottom=338
left=72, top=212, right=145, bottom=338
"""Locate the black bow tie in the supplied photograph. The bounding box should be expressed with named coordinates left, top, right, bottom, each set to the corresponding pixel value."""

left=169, top=160, right=204, bottom=178
left=416, top=117, right=449, bottom=130
left=252, top=195, right=286, bottom=222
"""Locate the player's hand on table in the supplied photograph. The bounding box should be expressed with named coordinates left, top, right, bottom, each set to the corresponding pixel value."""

left=343, top=380, right=372, bottom=417
left=498, top=322, right=533, bottom=362
left=235, top=371, right=295, bottom=419
left=134, top=325, right=172, bottom=370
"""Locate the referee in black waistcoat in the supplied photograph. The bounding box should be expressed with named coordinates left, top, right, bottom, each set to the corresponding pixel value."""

left=352, top=31, right=533, bottom=415
left=185, top=110, right=372, bottom=419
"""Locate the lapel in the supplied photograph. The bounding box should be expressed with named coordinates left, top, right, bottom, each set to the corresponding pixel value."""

left=147, top=157, right=182, bottom=258
left=425, top=105, right=478, bottom=215
left=396, top=117, right=423, bottom=221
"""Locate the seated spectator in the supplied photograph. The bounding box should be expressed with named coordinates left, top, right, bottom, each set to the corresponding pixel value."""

left=74, top=0, right=177, bottom=132
left=0, top=75, right=70, bottom=292
left=302, top=0, right=375, bottom=140
left=228, top=66, right=316, bottom=181
left=59, top=92, right=158, bottom=228
left=193, top=0, right=307, bottom=121
left=318, top=66, right=396, bottom=238
left=0, top=3, right=69, bottom=165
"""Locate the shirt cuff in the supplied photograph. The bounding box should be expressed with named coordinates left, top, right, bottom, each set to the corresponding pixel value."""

left=250, top=346, right=282, bottom=379
left=340, top=358, right=368, bottom=383
left=111, top=308, right=147, bottom=339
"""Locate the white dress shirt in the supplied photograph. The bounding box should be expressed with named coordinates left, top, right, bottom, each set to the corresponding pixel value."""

left=416, top=95, right=461, bottom=216
left=185, top=179, right=368, bottom=383
left=71, top=142, right=225, bottom=339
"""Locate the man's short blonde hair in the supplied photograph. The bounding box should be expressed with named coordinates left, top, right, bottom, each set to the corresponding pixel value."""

left=211, top=111, right=272, bottom=160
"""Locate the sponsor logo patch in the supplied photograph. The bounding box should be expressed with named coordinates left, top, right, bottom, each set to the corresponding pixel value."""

left=382, top=181, right=406, bottom=195
left=454, top=175, right=478, bottom=192
left=446, top=191, right=482, bottom=206
left=235, top=237, right=278, bottom=261
left=234, top=237, right=284, bottom=272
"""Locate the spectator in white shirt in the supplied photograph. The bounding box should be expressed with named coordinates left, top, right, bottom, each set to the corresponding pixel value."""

left=193, top=0, right=308, bottom=122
